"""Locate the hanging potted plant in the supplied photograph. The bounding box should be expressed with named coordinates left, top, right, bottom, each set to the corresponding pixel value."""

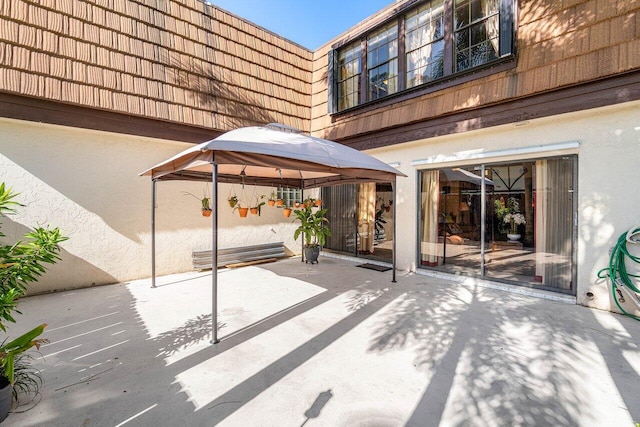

left=236, top=204, right=249, bottom=217
left=250, top=195, right=266, bottom=216
left=228, top=195, right=238, bottom=208
left=314, top=198, right=322, bottom=207
left=201, top=197, right=212, bottom=217
left=293, top=204, right=331, bottom=264
left=276, top=198, right=284, bottom=207
left=182, top=191, right=212, bottom=216
left=282, top=206, right=293, bottom=218
left=267, top=191, right=277, bottom=207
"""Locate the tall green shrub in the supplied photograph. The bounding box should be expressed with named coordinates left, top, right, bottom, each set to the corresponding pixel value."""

left=0, top=183, right=67, bottom=384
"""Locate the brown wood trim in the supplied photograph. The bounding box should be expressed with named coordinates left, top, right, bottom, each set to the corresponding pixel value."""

left=337, top=70, right=640, bottom=150
left=333, top=57, right=517, bottom=119
left=0, top=92, right=221, bottom=144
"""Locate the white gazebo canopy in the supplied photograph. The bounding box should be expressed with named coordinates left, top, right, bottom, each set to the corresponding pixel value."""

left=141, top=124, right=406, bottom=343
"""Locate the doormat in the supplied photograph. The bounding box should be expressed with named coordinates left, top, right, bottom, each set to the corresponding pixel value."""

left=356, top=263, right=392, bottom=272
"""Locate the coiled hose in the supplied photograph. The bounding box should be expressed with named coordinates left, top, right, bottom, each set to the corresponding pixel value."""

left=597, top=226, right=640, bottom=320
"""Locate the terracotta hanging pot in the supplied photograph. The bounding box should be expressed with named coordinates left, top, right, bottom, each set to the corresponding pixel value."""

left=250, top=207, right=259, bottom=215
left=283, top=207, right=292, bottom=218
left=202, top=209, right=212, bottom=217
left=294, top=202, right=300, bottom=208
left=238, top=207, right=249, bottom=217
left=276, top=199, right=284, bottom=206
left=314, top=199, right=322, bottom=207
left=268, top=199, right=276, bottom=207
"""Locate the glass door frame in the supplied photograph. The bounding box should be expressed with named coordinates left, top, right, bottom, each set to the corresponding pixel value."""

left=416, top=155, right=578, bottom=296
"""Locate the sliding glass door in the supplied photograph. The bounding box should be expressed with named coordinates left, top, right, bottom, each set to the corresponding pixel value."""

left=322, top=183, right=394, bottom=263
left=419, top=156, right=577, bottom=294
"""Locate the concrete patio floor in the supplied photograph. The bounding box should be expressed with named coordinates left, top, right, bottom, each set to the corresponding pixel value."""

left=6, top=256, right=640, bottom=426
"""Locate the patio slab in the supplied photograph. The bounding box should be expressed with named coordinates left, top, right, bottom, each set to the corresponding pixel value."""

left=6, top=256, right=640, bottom=426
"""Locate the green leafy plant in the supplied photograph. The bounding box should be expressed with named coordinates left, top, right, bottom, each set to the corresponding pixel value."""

left=11, top=353, right=42, bottom=403
left=0, top=183, right=66, bottom=397
left=493, top=196, right=521, bottom=234
left=251, top=195, right=267, bottom=216
left=182, top=191, right=211, bottom=212
left=293, top=205, right=331, bottom=248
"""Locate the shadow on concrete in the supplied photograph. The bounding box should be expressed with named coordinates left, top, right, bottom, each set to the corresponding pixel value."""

left=358, top=278, right=640, bottom=426
left=8, top=257, right=640, bottom=426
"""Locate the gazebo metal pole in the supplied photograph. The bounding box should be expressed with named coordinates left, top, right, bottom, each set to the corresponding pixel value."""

left=392, top=179, right=397, bottom=283
left=151, top=179, right=157, bottom=289
left=211, top=161, right=220, bottom=344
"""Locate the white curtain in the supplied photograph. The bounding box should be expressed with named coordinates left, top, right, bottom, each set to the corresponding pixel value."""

left=535, top=159, right=573, bottom=289
left=358, top=183, right=376, bottom=253
left=421, top=170, right=441, bottom=266
left=535, top=160, right=548, bottom=282
left=484, top=0, right=500, bottom=56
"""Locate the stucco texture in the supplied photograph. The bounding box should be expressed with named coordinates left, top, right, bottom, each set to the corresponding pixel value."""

left=0, top=118, right=300, bottom=294
left=365, top=100, right=640, bottom=314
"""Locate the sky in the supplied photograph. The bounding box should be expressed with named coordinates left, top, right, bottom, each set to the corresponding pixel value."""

left=208, top=0, right=395, bottom=50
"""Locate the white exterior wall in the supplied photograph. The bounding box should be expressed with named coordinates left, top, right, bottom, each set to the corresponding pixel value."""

left=0, top=118, right=302, bottom=294
left=366, top=100, right=640, bottom=313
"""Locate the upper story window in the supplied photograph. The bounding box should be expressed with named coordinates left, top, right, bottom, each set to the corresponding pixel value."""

left=337, top=42, right=362, bottom=111
left=367, top=23, right=399, bottom=100
left=329, top=0, right=515, bottom=113
left=406, top=1, right=445, bottom=88
left=454, top=0, right=500, bottom=72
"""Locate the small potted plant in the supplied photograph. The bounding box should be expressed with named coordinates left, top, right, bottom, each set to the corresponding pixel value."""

left=228, top=195, right=238, bottom=208
left=292, top=204, right=331, bottom=264
left=236, top=204, right=249, bottom=217
left=201, top=197, right=212, bottom=217
left=267, top=191, right=277, bottom=207
left=250, top=195, right=266, bottom=216
left=282, top=206, right=293, bottom=218
left=183, top=191, right=212, bottom=216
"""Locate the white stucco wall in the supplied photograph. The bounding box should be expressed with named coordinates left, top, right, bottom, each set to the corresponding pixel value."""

left=0, top=118, right=302, bottom=294
left=366, top=100, right=640, bottom=313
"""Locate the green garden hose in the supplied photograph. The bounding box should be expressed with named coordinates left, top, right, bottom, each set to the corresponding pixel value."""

left=597, top=226, right=640, bottom=321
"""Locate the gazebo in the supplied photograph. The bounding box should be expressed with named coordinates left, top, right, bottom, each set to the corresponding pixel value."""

left=141, top=124, right=406, bottom=343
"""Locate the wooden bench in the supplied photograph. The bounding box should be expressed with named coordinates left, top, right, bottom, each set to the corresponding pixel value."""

left=192, top=242, right=287, bottom=270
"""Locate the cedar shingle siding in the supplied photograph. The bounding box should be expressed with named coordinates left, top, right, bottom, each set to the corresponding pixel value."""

left=0, top=0, right=313, bottom=132
left=310, top=0, right=640, bottom=144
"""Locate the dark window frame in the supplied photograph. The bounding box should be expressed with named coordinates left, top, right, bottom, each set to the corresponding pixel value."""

left=329, top=0, right=516, bottom=114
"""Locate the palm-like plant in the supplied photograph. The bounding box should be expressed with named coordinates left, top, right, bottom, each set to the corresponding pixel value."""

left=292, top=205, right=331, bottom=248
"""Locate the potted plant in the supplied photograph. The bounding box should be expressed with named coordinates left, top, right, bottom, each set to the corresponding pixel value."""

left=267, top=191, right=277, bottom=207
left=282, top=206, right=293, bottom=218
left=228, top=195, right=238, bottom=208
left=293, top=204, right=331, bottom=264
left=182, top=191, right=212, bottom=216
left=0, top=183, right=66, bottom=421
left=250, top=195, right=267, bottom=216
left=494, top=196, right=525, bottom=240
left=504, top=212, right=526, bottom=241
left=237, top=205, right=249, bottom=217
